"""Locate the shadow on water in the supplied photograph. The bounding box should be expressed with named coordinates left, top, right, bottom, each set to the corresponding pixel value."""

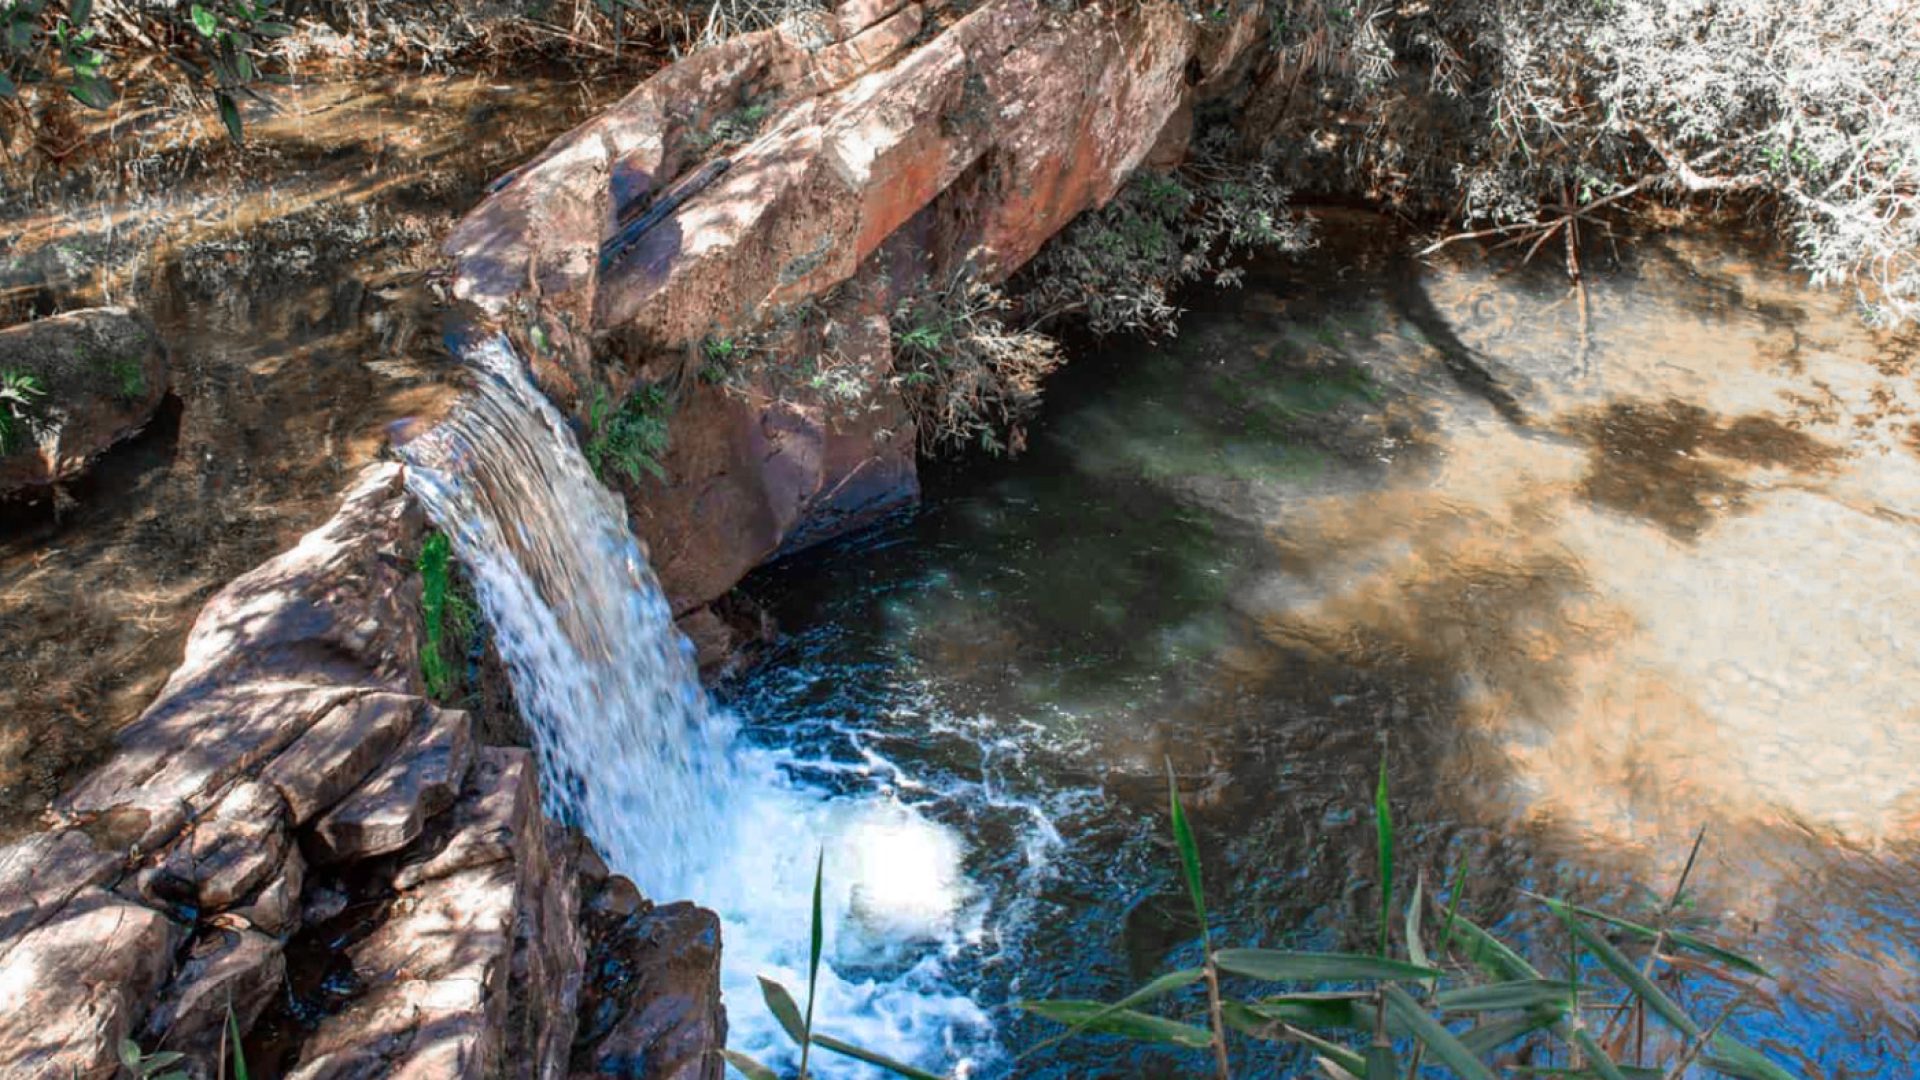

left=726, top=213, right=1920, bottom=1077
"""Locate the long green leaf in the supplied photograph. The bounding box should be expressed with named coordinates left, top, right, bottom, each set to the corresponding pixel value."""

left=758, top=976, right=807, bottom=1047
left=1383, top=984, right=1496, bottom=1080
left=1434, top=979, right=1590, bottom=1013
left=1524, top=893, right=1772, bottom=978
left=1257, top=1016, right=1368, bottom=1075
left=717, top=1048, right=780, bottom=1080
left=1450, top=915, right=1542, bottom=982
left=803, top=849, right=824, bottom=1077
left=1167, top=761, right=1207, bottom=940
left=1364, top=1039, right=1399, bottom=1080
left=1245, top=993, right=1372, bottom=1031
left=1214, top=949, right=1439, bottom=983
left=1318, top=1058, right=1364, bottom=1080
left=226, top=1004, right=250, bottom=1080
left=1017, top=1000, right=1213, bottom=1048
left=812, top=1033, right=947, bottom=1080
left=1511, top=1068, right=1663, bottom=1079
left=1552, top=910, right=1794, bottom=1080
left=1439, top=857, right=1471, bottom=956
left=1012, top=968, right=1205, bottom=1061
left=1458, top=1012, right=1557, bottom=1056
left=1374, top=752, right=1393, bottom=959
left=1406, top=872, right=1429, bottom=975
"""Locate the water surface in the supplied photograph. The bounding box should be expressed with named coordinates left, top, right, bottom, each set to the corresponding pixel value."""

left=725, top=215, right=1920, bottom=1077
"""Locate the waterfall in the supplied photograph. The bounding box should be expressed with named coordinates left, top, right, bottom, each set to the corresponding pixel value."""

left=400, top=336, right=992, bottom=1075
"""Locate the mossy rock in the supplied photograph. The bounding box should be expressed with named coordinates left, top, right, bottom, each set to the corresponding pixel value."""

left=0, top=307, right=169, bottom=494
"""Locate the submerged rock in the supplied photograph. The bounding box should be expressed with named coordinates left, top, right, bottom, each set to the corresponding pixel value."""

left=0, top=307, right=169, bottom=495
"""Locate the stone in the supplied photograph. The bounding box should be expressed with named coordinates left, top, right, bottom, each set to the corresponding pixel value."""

left=290, top=749, right=552, bottom=1080
left=0, top=890, right=181, bottom=1077
left=0, top=307, right=169, bottom=495
left=572, top=903, right=726, bottom=1080
left=59, top=462, right=424, bottom=853
left=309, top=707, right=475, bottom=864
left=390, top=747, right=533, bottom=890
left=154, top=779, right=290, bottom=911
left=141, top=927, right=285, bottom=1063
left=0, top=827, right=120, bottom=944
left=232, top=844, right=305, bottom=936
left=263, top=692, right=421, bottom=825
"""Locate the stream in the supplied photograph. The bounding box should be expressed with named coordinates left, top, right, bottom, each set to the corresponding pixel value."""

left=716, top=216, right=1920, bottom=1077
left=5, top=74, right=1916, bottom=1077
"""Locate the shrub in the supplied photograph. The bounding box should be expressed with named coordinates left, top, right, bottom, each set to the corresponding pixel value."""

left=584, top=381, right=671, bottom=483
left=890, top=274, right=1064, bottom=457
left=1023, top=128, right=1316, bottom=340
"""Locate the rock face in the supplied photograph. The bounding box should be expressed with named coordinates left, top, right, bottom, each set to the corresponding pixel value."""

left=446, top=0, right=1268, bottom=616
left=0, top=307, right=170, bottom=495
left=0, top=462, right=724, bottom=1079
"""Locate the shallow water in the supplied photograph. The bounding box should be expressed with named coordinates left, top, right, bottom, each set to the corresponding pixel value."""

left=725, top=215, right=1920, bottom=1076
left=0, top=76, right=615, bottom=836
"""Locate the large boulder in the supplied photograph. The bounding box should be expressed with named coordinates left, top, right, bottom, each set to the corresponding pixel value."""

left=0, top=307, right=169, bottom=495
left=446, top=0, right=1269, bottom=614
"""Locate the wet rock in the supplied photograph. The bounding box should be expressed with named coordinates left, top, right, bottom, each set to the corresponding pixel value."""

left=141, top=927, right=285, bottom=1064
left=264, top=692, right=421, bottom=825
left=309, top=707, right=475, bottom=864
left=153, top=778, right=291, bottom=911
left=0, top=307, right=169, bottom=495
left=0, top=890, right=181, bottom=1077
left=571, top=902, right=725, bottom=1080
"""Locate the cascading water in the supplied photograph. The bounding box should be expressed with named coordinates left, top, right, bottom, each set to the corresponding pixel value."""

left=400, top=336, right=992, bottom=1075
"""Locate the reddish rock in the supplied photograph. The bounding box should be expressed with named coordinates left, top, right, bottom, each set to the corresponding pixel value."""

left=571, top=901, right=725, bottom=1080
left=448, top=0, right=1267, bottom=614
left=310, top=706, right=475, bottom=864
left=0, top=890, right=181, bottom=1078
left=263, top=692, right=421, bottom=825
left=141, top=927, right=285, bottom=1065
left=0, top=307, right=169, bottom=495
left=152, top=778, right=291, bottom=911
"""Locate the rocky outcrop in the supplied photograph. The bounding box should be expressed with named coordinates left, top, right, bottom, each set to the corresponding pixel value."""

left=0, top=307, right=169, bottom=495
left=446, top=0, right=1269, bottom=616
left=0, top=462, right=724, bottom=1079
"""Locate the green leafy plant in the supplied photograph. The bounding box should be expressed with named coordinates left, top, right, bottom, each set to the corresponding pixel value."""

left=0, top=0, right=291, bottom=145
left=117, top=1038, right=187, bottom=1080
left=0, top=366, right=43, bottom=454
left=724, top=758, right=1794, bottom=1079
left=584, top=382, right=671, bottom=484
left=418, top=530, right=476, bottom=703
left=890, top=274, right=1064, bottom=457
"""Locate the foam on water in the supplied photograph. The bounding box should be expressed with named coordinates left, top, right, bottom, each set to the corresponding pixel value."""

left=401, top=336, right=992, bottom=1075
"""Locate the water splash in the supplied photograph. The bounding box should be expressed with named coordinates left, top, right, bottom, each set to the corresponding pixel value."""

left=400, top=336, right=991, bottom=1074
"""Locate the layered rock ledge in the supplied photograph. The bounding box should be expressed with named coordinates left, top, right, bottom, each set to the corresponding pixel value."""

left=0, top=463, right=723, bottom=1079
left=445, top=0, right=1269, bottom=628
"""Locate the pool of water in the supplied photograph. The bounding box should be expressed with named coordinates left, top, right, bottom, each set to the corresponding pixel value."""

left=721, top=214, right=1920, bottom=1077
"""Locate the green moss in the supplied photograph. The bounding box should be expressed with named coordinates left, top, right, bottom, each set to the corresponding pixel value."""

left=418, top=531, right=476, bottom=703
left=584, top=382, right=672, bottom=484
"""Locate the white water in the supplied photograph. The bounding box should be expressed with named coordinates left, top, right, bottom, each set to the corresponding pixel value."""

left=400, top=337, right=992, bottom=1076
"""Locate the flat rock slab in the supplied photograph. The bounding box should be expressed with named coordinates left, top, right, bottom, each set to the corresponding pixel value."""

left=0, top=890, right=181, bottom=1078
left=309, top=707, right=474, bottom=864
left=264, top=692, right=421, bottom=825
left=152, top=778, right=290, bottom=911
left=141, top=927, right=285, bottom=1061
